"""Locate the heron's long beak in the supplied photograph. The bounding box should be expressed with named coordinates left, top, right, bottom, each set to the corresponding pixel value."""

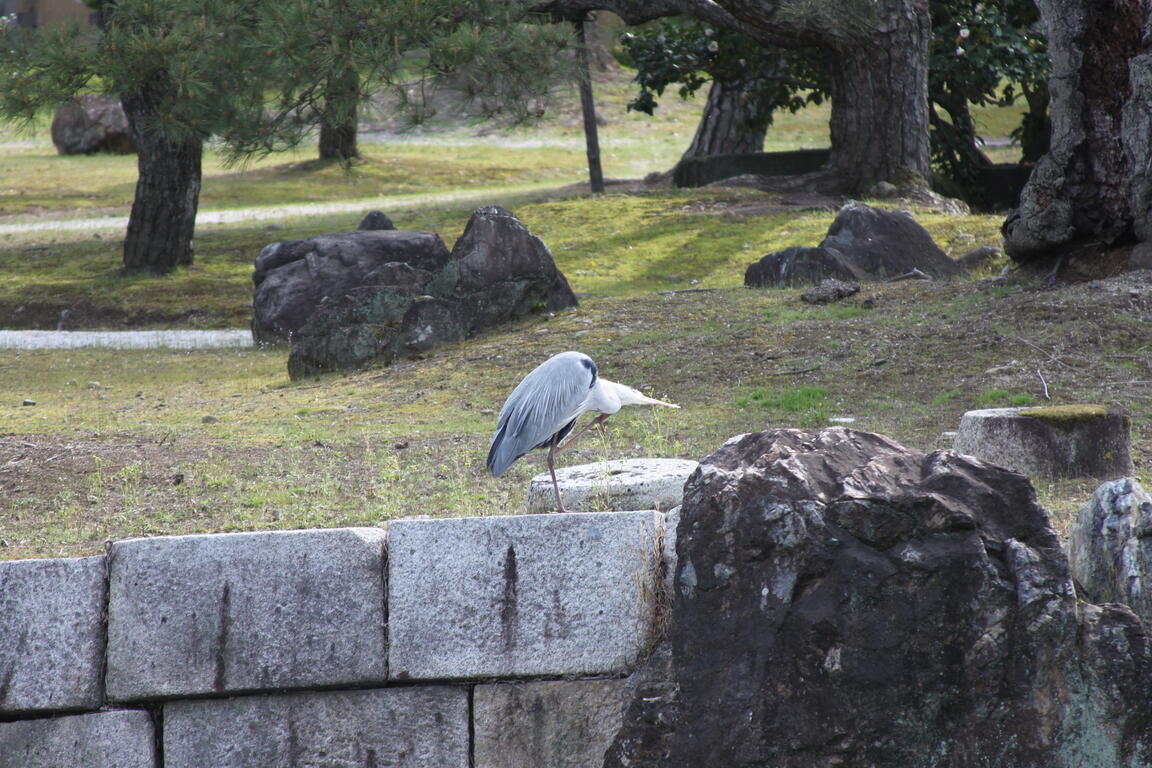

left=635, top=393, right=679, bottom=408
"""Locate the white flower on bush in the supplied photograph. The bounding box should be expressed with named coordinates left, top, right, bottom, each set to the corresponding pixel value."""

left=955, top=46, right=966, bottom=56
left=707, top=40, right=719, bottom=53
left=959, top=28, right=970, bottom=39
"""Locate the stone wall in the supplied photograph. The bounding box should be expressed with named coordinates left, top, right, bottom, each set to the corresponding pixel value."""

left=0, top=511, right=672, bottom=768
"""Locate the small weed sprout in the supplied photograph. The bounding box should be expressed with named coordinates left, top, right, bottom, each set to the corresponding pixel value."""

left=639, top=406, right=685, bottom=458
left=114, top=461, right=145, bottom=514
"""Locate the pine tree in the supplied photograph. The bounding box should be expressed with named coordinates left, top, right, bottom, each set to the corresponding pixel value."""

left=0, top=0, right=572, bottom=274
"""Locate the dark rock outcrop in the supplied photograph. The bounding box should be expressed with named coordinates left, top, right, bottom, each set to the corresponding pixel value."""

left=357, top=210, right=395, bottom=231
left=252, top=206, right=577, bottom=378
left=605, top=427, right=1152, bottom=768
left=745, top=201, right=967, bottom=287
left=1070, top=477, right=1152, bottom=625
left=252, top=230, right=454, bottom=345
left=50, top=95, right=135, bottom=155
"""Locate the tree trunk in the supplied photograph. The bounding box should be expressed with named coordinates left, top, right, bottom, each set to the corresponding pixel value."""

left=824, top=0, right=932, bottom=192
left=1019, top=81, right=1051, bottom=164
left=679, top=75, right=768, bottom=160
left=119, top=74, right=202, bottom=274
left=1003, top=0, right=1150, bottom=266
left=318, top=68, right=361, bottom=162
left=574, top=17, right=605, bottom=194
left=535, top=0, right=933, bottom=193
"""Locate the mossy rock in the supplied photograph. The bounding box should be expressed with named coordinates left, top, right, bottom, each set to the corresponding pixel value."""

left=953, top=405, right=1132, bottom=479
left=1020, top=404, right=1119, bottom=428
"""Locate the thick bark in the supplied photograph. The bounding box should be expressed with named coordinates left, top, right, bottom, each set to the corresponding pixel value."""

left=824, top=0, right=932, bottom=190
left=1019, top=81, right=1051, bottom=163
left=119, top=74, right=202, bottom=274
left=318, top=68, right=361, bottom=162
left=1004, top=0, right=1151, bottom=263
left=680, top=75, right=769, bottom=160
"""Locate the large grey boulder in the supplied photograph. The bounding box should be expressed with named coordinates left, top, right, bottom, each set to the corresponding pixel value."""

left=473, top=679, right=629, bottom=768
left=253, top=205, right=577, bottom=378
left=387, top=511, right=665, bottom=680
left=1069, top=477, right=1152, bottom=623
left=0, top=710, right=155, bottom=768
left=251, top=228, right=454, bottom=344
left=745, top=201, right=967, bottom=286
left=526, top=458, right=697, bottom=513
left=450, top=204, right=580, bottom=329
left=0, top=555, right=106, bottom=714
left=50, top=95, right=135, bottom=155
left=605, top=427, right=1152, bottom=768
left=953, top=404, right=1133, bottom=479
left=105, top=527, right=388, bottom=701
left=164, top=687, right=468, bottom=768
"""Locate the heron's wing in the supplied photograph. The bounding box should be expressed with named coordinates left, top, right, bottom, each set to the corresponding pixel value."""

left=487, top=352, right=596, bottom=477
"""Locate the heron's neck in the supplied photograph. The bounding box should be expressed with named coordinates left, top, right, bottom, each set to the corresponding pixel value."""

left=586, top=378, right=627, bottom=414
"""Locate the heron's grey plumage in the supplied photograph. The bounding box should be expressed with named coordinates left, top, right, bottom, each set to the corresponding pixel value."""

left=487, top=350, right=678, bottom=512
left=487, top=351, right=597, bottom=477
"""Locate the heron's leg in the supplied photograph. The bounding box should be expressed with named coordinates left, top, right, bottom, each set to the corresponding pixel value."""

left=547, top=443, right=567, bottom=513
left=556, top=413, right=610, bottom=454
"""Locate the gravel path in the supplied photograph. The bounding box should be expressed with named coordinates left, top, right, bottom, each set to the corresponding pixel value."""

left=0, top=181, right=555, bottom=235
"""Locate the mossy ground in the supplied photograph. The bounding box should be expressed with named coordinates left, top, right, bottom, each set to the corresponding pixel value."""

left=1, top=71, right=1146, bottom=560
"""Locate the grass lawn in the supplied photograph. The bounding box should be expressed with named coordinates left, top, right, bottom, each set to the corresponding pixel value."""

left=2, top=69, right=1146, bottom=561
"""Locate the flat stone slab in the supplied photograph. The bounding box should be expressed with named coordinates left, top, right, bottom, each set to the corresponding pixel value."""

left=474, top=679, right=629, bottom=768
left=0, top=555, right=106, bottom=713
left=106, top=527, right=387, bottom=701
left=164, top=687, right=467, bottom=768
left=953, top=405, right=1132, bottom=479
left=0, top=710, right=155, bottom=768
left=527, top=459, right=698, bottom=513
left=388, top=511, right=664, bottom=680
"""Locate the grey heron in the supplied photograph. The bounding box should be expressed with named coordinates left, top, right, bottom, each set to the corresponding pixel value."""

left=487, top=351, right=679, bottom=513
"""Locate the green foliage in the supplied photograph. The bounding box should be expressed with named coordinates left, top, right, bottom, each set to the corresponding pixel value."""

left=620, top=17, right=826, bottom=132
left=0, top=0, right=574, bottom=161
left=616, top=3, right=1048, bottom=195
left=928, top=0, right=1048, bottom=187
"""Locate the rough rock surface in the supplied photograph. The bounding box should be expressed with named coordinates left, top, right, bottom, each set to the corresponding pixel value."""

left=0, top=710, right=155, bottom=768
left=605, top=427, right=1152, bottom=768
left=251, top=229, right=454, bottom=344
left=800, top=278, right=861, bottom=304
left=387, top=511, right=664, bottom=680
left=164, top=688, right=468, bottom=768
left=526, top=458, right=698, bottom=513
left=252, top=205, right=577, bottom=378
left=745, top=201, right=966, bottom=287
left=50, top=95, right=135, bottom=155
left=1069, top=477, right=1152, bottom=624
left=0, top=555, right=106, bottom=713
left=105, top=527, right=388, bottom=701
left=473, top=679, right=629, bottom=768
left=953, top=405, right=1133, bottom=479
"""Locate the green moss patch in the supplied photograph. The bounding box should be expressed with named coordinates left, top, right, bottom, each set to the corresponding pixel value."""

left=1021, top=404, right=1110, bottom=427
